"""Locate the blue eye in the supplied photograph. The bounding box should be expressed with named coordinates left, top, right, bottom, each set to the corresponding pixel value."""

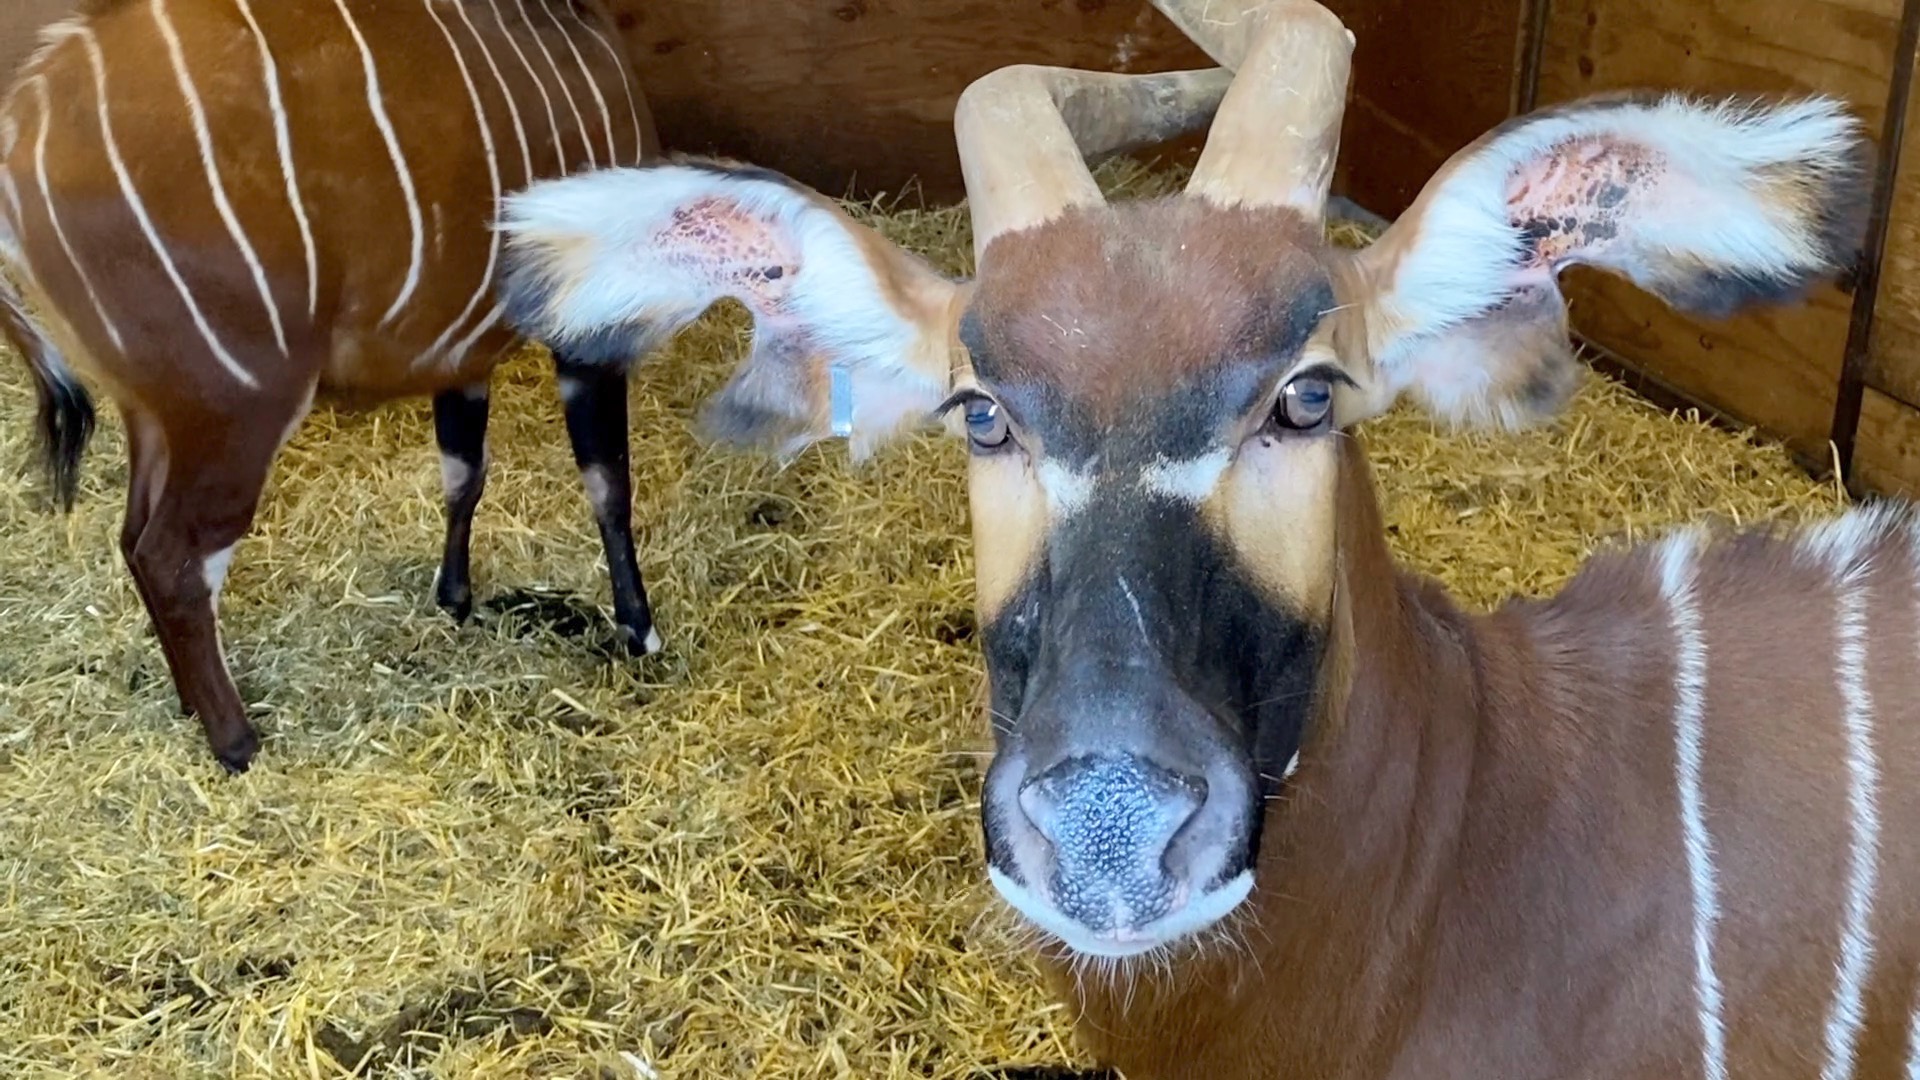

left=964, top=397, right=1011, bottom=450
left=1273, top=375, right=1334, bottom=431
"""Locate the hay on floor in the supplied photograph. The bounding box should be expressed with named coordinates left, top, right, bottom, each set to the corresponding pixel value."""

left=0, top=161, right=1844, bottom=1079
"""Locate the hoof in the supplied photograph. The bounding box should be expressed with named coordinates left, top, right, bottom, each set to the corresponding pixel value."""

left=435, top=578, right=474, bottom=622
left=213, top=727, right=261, bottom=775
left=614, top=623, right=664, bottom=657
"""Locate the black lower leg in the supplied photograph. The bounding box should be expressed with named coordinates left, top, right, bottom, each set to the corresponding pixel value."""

left=433, top=383, right=490, bottom=620
left=555, top=355, right=657, bottom=655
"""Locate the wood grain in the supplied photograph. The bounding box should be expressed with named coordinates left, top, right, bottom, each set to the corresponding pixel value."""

left=1536, top=0, right=1900, bottom=463
left=610, top=0, right=1525, bottom=213
left=1866, top=24, right=1920, bottom=411
left=1852, top=386, right=1920, bottom=495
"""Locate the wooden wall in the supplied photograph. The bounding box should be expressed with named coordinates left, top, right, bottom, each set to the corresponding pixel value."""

left=610, top=0, right=1528, bottom=217
left=1856, top=17, right=1920, bottom=496
left=1531, top=0, right=1904, bottom=474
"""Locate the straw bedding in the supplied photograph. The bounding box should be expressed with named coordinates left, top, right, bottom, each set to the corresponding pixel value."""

left=0, top=162, right=1844, bottom=1078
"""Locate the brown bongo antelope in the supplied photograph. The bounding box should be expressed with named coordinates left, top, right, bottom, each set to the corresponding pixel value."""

left=494, top=1, right=1909, bottom=1075
left=0, top=0, right=663, bottom=772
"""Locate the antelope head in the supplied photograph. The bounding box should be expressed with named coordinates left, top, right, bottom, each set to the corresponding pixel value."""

left=495, top=0, right=1869, bottom=959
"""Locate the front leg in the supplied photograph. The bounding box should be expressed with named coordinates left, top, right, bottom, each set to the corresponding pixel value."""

left=432, top=381, right=490, bottom=621
left=554, top=353, right=660, bottom=656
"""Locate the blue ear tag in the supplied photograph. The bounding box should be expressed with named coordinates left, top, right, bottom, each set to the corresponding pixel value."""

left=829, top=363, right=854, bottom=438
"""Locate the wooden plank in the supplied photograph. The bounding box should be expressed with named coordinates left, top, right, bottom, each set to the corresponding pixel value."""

left=1865, top=12, right=1920, bottom=410
left=611, top=0, right=1526, bottom=211
left=1535, top=0, right=1901, bottom=462
left=1852, top=386, right=1920, bottom=495
left=1320, top=0, right=1530, bottom=216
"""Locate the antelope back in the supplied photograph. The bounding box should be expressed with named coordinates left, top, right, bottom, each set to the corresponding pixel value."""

left=0, top=0, right=652, bottom=404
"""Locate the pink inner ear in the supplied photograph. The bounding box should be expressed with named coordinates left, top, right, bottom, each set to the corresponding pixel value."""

left=651, top=196, right=801, bottom=312
left=1505, top=135, right=1660, bottom=272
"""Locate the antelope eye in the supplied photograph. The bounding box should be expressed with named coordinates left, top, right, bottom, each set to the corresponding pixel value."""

left=1272, top=375, right=1334, bottom=432
left=964, top=396, right=1011, bottom=450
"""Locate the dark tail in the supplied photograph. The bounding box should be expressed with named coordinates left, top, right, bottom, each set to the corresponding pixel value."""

left=0, top=262, right=94, bottom=511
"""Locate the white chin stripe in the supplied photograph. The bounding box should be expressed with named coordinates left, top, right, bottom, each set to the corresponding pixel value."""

left=988, top=865, right=1255, bottom=958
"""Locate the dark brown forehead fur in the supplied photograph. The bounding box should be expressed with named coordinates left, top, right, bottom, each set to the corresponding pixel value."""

left=964, top=198, right=1334, bottom=426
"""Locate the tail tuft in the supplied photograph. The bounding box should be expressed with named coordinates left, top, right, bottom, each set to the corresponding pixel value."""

left=0, top=268, right=94, bottom=511
left=31, top=356, right=94, bottom=510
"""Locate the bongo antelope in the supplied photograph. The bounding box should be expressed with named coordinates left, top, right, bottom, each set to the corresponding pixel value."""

left=0, top=0, right=660, bottom=772
left=495, top=1, right=1896, bottom=1075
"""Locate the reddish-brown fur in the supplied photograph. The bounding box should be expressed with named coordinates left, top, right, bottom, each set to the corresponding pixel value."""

left=1043, top=443, right=1920, bottom=1078
left=0, top=0, right=654, bottom=770
left=965, top=200, right=1328, bottom=422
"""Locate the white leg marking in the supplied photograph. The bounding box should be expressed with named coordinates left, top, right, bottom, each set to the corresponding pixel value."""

left=419, top=0, right=501, bottom=368
left=202, top=542, right=237, bottom=606
left=547, top=4, right=616, bottom=166
left=1654, top=530, right=1728, bottom=1080
left=233, top=0, right=318, bottom=320
left=440, top=452, right=475, bottom=498
left=489, top=0, right=566, bottom=175
left=451, top=0, right=533, bottom=185
left=154, top=0, right=288, bottom=357
left=79, top=32, right=255, bottom=386
left=1818, top=528, right=1883, bottom=1080
left=520, top=0, right=595, bottom=168
left=332, top=0, right=423, bottom=327
left=576, top=18, right=645, bottom=164
left=24, top=76, right=125, bottom=353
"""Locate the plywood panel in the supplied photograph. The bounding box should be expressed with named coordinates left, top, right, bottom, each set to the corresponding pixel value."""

left=613, top=0, right=1526, bottom=211
left=1536, top=0, right=1900, bottom=461
left=1852, top=387, right=1920, bottom=496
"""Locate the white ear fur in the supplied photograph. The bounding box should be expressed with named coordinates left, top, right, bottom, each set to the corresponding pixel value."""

left=1355, top=92, right=1869, bottom=427
left=496, top=162, right=959, bottom=459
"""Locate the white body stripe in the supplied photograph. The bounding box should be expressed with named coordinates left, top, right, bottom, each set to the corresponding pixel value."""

left=1819, top=544, right=1882, bottom=1080
left=519, top=0, right=595, bottom=168
left=154, top=0, right=289, bottom=357
left=1655, top=530, right=1728, bottom=1080
left=451, top=0, right=533, bottom=185
left=447, top=302, right=505, bottom=363
left=24, top=76, right=124, bottom=354
left=576, top=18, right=644, bottom=164
left=490, top=0, right=566, bottom=175
left=547, top=4, right=616, bottom=165
left=79, top=31, right=254, bottom=387
left=332, top=0, right=423, bottom=327
left=233, top=0, right=319, bottom=320
left=418, top=0, right=501, bottom=368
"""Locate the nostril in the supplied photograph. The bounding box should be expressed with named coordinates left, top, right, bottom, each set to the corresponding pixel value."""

left=1018, top=753, right=1206, bottom=862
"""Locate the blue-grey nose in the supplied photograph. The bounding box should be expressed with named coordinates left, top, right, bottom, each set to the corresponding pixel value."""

left=1018, top=753, right=1207, bottom=933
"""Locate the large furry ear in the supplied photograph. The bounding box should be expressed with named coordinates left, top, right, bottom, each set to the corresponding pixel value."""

left=496, top=159, right=964, bottom=461
left=1342, top=92, right=1872, bottom=429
